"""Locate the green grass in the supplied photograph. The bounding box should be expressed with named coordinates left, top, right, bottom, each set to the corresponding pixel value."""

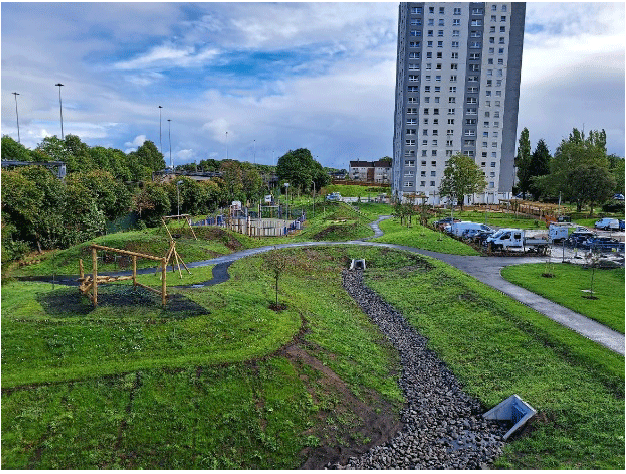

left=320, top=184, right=389, bottom=197
left=430, top=210, right=549, bottom=230
left=501, top=264, right=625, bottom=333
left=2, top=246, right=405, bottom=469
left=2, top=243, right=624, bottom=469
left=374, top=217, right=480, bottom=255
left=366, top=258, right=624, bottom=470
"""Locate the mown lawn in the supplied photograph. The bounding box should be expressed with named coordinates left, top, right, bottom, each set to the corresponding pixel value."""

left=373, top=217, right=480, bottom=255
left=367, top=259, right=624, bottom=470
left=429, top=210, right=549, bottom=230
left=500, top=263, right=625, bottom=333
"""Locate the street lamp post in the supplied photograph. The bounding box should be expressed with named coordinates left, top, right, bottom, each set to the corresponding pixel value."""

left=253, top=139, right=256, bottom=165
left=177, top=180, right=183, bottom=220
left=225, top=131, right=228, bottom=160
left=167, top=119, right=172, bottom=169
left=55, top=83, right=64, bottom=139
left=158, top=106, right=163, bottom=154
left=12, top=92, right=20, bottom=143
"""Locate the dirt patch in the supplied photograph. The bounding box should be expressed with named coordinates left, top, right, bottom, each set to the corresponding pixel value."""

left=282, top=344, right=402, bottom=469
left=312, top=223, right=358, bottom=241
left=36, top=285, right=210, bottom=317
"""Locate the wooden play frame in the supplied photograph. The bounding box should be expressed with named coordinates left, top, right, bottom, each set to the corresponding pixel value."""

left=79, top=244, right=172, bottom=307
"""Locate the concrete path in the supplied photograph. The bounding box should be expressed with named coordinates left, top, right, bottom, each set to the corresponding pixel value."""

left=27, top=215, right=624, bottom=355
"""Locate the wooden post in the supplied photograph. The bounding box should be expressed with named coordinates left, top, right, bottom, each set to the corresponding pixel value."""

left=161, top=258, right=167, bottom=307
left=79, top=259, right=84, bottom=280
left=132, top=256, right=137, bottom=287
left=92, top=247, right=98, bottom=307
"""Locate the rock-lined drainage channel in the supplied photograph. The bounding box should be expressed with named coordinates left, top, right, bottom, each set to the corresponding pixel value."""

left=338, top=269, right=510, bottom=470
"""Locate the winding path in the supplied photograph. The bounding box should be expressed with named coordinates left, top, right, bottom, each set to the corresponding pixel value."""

left=26, top=215, right=624, bottom=355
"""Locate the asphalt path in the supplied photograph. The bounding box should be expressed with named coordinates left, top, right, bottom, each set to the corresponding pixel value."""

left=23, top=215, right=624, bottom=355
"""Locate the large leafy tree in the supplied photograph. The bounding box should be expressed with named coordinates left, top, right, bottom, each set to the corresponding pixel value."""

left=219, top=160, right=244, bottom=201
left=128, top=140, right=165, bottom=174
left=1, top=135, right=32, bottom=161
left=535, top=128, right=610, bottom=211
left=607, top=154, right=625, bottom=195
left=438, top=153, right=487, bottom=210
left=568, top=165, right=615, bottom=217
left=68, top=170, right=132, bottom=221
left=515, top=127, right=532, bottom=199
left=276, top=148, right=328, bottom=193
left=241, top=164, right=264, bottom=202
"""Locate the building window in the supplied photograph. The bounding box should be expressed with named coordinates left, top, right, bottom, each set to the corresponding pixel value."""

left=465, top=129, right=476, bottom=136
left=489, top=36, right=495, bottom=44
left=446, top=129, right=454, bottom=135
left=470, top=64, right=480, bottom=72
left=501, top=16, right=506, bottom=22
left=489, top=182, right=494, bottom=188
left=404, top=181, right=414, bottom=187
left=466, top=108, right=477, bottom=115
left=421, top=170, right=426, bottom=177
left=422, top=128, right=428, bottom=135
left=436, top=63, right=442, bottom=70
left=447, top=108, right=455, bottom=115
left=449, top=86, right=456, bottom=93
left=432, top=150, right=437, bottom=156
left=430, top=181, right=436, bottom=186
left=408, top=86, right=419, bottom=92
left=437, top=41, right=443, bottom=47
left=422, top=139, right=428, bottom=145
left=427, top=41, right=433, bottom=47
left=485, top=90, right=492, bottom=96
left=408, top=63, right=420, bottom=70
left=451, top=63, right=458, bottom=70
left=484, top=121, right=489, bottom=127
left=407, top=97, right=418, bottom=104
left=435, top=75, right=441, bottom=82
left=410, top=18, right=421, bottom=26
left=488, top=47, right=494, bottom=53
left=499, top=37, right=505, bottom=44
left=425, top=75, right=431, bottom=81
left=427, top=29, right=433, bottom=37
left=483, top=132, right=488, bottom=137
left=467, top=97, right=477, bottom=104
left=404, top=171, right=415, bottom=177
left=482, top=141, right=488, bottom=147
left=500, top=26, right=506, bottom=32
left=472, top=8, right=483, bottom=15
left=409, top=52, right=419, bottom=59
left=467, top=86, right=478, bottom=93
left=495, top=90, right=502, bottom=96
left=406, top=118, right=417, bottom=125
left=437, top=51, right=442, bottom=59
left=432, top=129, right=438, bottom=135
left=411, top=6, right=422, bottom=14
left=469, top=53, right=480, bottom=60
left=438, top=19, right=444, bottom=26
left=422, top=150, right=428, bottom=156
left=409, top=42, right=421, bottom=48
left=431, top=170, right=436, bottom=177
left=482, top=152, right=487, bottom=158
left=471, top=19, right=482, bottom=26
left=466, top=150, right=474, bottom=157
left=423, top=109, right=429, bottom=115
left=406, top=139, right=416, bottom=146
left=491, top=152, right=497, bottom=158
left=439, top=6, right=444, bottom=14
left=494, top=111, right=500, bottom=118
left=410, top=30, right=421, bottom=37
left=494, top=122, right=499, bottom=128
left=452, top=30, right=460, bottom=37
left=426, top=63, right=432, bottom=70
left=454, top=7, right=461, bottom=15
left=502, top=5, right=507, bottom=12
left=451, top=41, right=459, bottom=48
left=406, top=129, right=416, bottom=135
left=450, top=75, right=457, bottom=82
left=405, top=160, right=415, bottom=167
left=409, top=75, right=419, bottom=82
left=453, top=18, right=460, bottom=26
left=495, top=100, right=501, bottom=107
left=448, top=97, right=455, bottom=103
left=432, top=139, right=438, bottom=146
left=466, top=118, right=477, bottom=125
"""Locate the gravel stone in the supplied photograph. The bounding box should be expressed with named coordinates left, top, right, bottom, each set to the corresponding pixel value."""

left=336, top=269, right=509, bottom=470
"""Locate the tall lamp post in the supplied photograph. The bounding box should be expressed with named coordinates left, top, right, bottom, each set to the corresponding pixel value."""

left=167, top=119, right=172, bottom=169
left=12, top=92, right=20, bottom=143
left=176, top=180, right=183, bottom=220
left=158, top=106, right=163, bottom=154
left=225, top=131, right=228, bottom=159
left=55, top=83, right=64, bottom=139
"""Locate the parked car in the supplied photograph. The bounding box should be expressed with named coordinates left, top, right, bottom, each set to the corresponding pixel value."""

left=613, top=193, right=624, bottom=200
left=459, top=224, right=493, bottom=239
left=620, top=220, right=625, bottom=231
left=472, top=230, right=495, bottom=245
left=325, top=192, right=342, bottom=201
left=583, top=237, right=624, bottom=252
left=594, top=217, right=620, bottom=231
left=432, top=216, right=460, bottom=229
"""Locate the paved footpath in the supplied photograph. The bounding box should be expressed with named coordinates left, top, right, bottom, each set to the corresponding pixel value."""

left=29, top=215, right=624, bottom=355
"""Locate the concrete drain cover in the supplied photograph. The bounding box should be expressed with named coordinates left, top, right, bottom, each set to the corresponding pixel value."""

left=349, top=259, right=366, bottom=270
left=483, top=394, right=536, bottom=440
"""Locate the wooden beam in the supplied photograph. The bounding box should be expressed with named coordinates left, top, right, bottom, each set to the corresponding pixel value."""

left=132, top=256, right=137, bottom=287
left=92, top=247, right=98, bottom=307
left=134, top=281, right=163, bottom=295
left=161, top=258, right=167, bottom=307
left=89, top=244, right=163, bottom=262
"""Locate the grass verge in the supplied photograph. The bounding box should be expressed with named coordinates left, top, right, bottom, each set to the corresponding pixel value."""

left=373, top=217, right=480, bottom=255
left=500, top=263, right=624, bottom=333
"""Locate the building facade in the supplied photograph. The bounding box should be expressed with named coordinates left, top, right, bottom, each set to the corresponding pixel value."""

left=392, top=2, right=525, bottom=204
left=349, top=160, right=392, bottom=183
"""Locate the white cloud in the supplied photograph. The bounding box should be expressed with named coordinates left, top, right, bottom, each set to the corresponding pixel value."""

left=114, top=43, right=220, bottom=70
left=124, top=135, right=147, bottom=150
left=176, top=149, right=195, bottom=160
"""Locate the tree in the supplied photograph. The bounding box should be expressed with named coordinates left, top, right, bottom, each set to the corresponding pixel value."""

left=607, top=154, right=625, bottom=195
left=536, top=128, right=610, bottom=211
left=263, top=248, right=288, bottom=308
left=241, top=165, right=264, bottom=203
left=1, top=135, right=32, bottom=161
left=128, top=140, right=165, bottom=174
left=528, top=139, right=551, bottom=200
left=134, top=183, right=171, bottom=227
left=568, top=165, right=615, bottom=217
left=68, top=170, right=132, bottom=221
left=276, top=148, right=327, bottom=193
left=219, top=160, right=244, bottom=201
left=438, top=153, right=487, bottom=210
left=515, top=128, right=532, bottom=199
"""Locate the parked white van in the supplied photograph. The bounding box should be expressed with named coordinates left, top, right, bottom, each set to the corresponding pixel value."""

left=594, top=218, right=620, bottom=231
left=447, top=221, right=492, bottom=238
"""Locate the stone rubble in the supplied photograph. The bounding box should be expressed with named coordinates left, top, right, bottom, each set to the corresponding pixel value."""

left=334, top=269, right=509, bottom=470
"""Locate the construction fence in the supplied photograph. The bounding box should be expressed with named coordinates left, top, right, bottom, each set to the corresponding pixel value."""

left=191, top=213, right=307, bottom=237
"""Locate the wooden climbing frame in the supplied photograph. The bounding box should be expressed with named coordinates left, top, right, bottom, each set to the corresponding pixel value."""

left=78, top=244, right=168, bottom=307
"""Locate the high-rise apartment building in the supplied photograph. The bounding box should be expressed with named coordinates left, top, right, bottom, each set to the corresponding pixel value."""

left=392, top=2, right=525, bottom=204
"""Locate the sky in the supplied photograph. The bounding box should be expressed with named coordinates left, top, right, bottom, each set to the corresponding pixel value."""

left=1, top=2, right=624, bottom=171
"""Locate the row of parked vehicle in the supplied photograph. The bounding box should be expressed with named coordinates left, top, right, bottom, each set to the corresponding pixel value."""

left=594, top=217, right=625, bottom=231
left=432, top=217, right=625, bottom=253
